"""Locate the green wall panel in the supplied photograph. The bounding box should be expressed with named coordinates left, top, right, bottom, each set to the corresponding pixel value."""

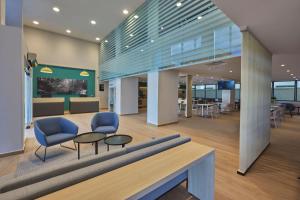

left=33, top=64, right=95, bottom=110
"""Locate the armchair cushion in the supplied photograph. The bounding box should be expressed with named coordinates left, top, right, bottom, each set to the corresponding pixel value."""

left=94, top=126, right=117, bottom=134
left=46, top=133, right=76, bottom=146
left=36, top=118, right=63, bottom=136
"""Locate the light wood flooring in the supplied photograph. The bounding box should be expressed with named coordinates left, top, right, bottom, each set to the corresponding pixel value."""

left=0, top=111, right=299, bottom=200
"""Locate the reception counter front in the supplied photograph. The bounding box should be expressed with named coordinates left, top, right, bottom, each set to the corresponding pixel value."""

left=69, top=97, right=99, bottom=114
left=33, top=98, right=65, bottom=117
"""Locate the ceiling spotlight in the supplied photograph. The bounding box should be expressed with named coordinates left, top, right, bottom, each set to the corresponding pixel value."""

left=125, top=45, right=130, bottom=48
left=286, top=69, right=290, bottom=73
left=140, top=49, right=144, bottom=52
left=160, top=26, right=164, bottom=30
left=293, top=76, right=296, bottom=79
left=52, top=7, right=60, bottom=12
left=66, top=29, right=71, bottom=33
left=281, top=64, right=285, bottom=67
left=176, top=2, right=182, bottom=7
left=104, top=40, right=108, bottom=43
left=129, top=33, right=134, bottom=37
left=290, top=74, right=294, bottom=76
left=33, top=20, right=39, bottom=25
left=150, top=39, right=154, bottom=43
left=90, top=20, right=96, bottom=25
left=229, top=70, right=233, bottom=73
left=123, top=9, right=129, bottom=15
left=96, top=37, right=100, bottom=41
left=134, top=15, right=139, bottom=19
left=197, top=16, right=203, bottom=20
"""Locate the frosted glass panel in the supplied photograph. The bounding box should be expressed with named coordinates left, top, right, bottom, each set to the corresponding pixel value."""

left=99, top=0, right=241, bottom=80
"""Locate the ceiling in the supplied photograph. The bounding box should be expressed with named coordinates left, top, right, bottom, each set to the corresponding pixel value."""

left=23, top=0, right=145, bottom=43
left=213, top=0, right=300, bottom=54
left=212, top=0, right=300, bottom=81
left=178, top=57, right=241, bottom=84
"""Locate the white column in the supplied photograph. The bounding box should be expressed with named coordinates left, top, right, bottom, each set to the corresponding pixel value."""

left=115, top=77, right=139, bottom=115
left=147, top=70, right=178, bottom=126
left=185, top=75, right=192, bottom=118
left=221, top=89, right=235, bottom=107
left=238, top=30, right=272, bottom=174
left=0, top=0, right=24, bottom=154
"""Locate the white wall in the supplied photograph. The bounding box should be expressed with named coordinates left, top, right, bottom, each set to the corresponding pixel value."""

left=114, top=77, right=138, bottom=115
left=0, top=25, right=24, bottom=154
left=239, top=30, right=272, bottom=174
left=147, top=70, right=178, bottom=126
left=23, top=26, right=100, bottom=96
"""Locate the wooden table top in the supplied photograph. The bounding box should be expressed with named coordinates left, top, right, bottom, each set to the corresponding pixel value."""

left=40, top=142, right=214, bottom=200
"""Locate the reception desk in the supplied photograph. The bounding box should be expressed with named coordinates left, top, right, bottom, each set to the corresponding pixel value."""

left=33, top=98, right=65, bottom=117
left=69, top=97, right=99, bottom=114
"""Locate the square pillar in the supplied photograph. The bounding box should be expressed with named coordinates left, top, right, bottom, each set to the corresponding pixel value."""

left=185, top=75, right=193, bottom=118
left=238, top=30, right=272, bottom=175
left=147, top=70, right=178, bottom=126
left=114, top=77, right=139, bottom=115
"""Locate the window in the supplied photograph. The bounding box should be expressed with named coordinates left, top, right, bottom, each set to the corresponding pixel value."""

left=183, top=40, right=194, bottom=52
left=195, top=85, right=205, bottom=98
left=235, top=84, right=240, bottom=101
left=206, top=85, right=216, bottom=99
left=297, top=82, right=300, bottom=101
left=273, top=81, right=295, bottom=101
left=171, top=43, right=182, bottom=56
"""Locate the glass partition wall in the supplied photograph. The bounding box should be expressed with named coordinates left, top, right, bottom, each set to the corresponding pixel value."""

left=192, top=83, right=240, bottom=101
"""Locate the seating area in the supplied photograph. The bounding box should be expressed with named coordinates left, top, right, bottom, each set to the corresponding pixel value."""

left=1, top=0, right=300, bottom=200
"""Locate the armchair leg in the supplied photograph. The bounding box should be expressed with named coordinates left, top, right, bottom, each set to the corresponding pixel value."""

left=35, top=145, right=47, bottom=162
left=60, top=141, right=77, bottom=150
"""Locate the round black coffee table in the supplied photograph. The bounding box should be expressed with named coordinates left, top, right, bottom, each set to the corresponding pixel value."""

left=104, top=134, right=132, bottom=151
left=73, top=132, right=106, bottom=159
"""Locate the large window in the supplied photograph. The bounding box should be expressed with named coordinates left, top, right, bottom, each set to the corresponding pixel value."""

left=273, top=81, right=295, bottom=101
left=297, top=82, right=300, bottom=101
left=235, top=84, right=240, bottom=101
left=206, top=85, right=216, bottom=99
left=195, top=85, right=205, bottom=98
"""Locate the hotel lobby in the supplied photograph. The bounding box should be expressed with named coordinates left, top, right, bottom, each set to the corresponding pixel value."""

left=0, top=0, right=299, bottom=199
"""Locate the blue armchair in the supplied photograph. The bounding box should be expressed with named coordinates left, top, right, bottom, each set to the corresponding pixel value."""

left=91, top=112, right=119, bottom=135
left=34, top=117, right=79, bottom=162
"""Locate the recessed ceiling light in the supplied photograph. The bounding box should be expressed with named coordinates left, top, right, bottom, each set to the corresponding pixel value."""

left=134, top=15, right=139, bottom=19
left=293, top=76, right=296, bottom=79
left=290, top=73, right=294, bottom=76
left=90, top=20, right=96, bottom=25
left=150, top=39, right=154, bottom=43
left=33, top=20, right=39, bottom=25
left=229, top=70, right=233, bottom=73
left=160, top=26, right=164, bottom=30
left=281, top=64, right=285, bottom=67
left=123, top=9, right=129, bottom=15
left=96, top=37, right=100, bottom=41
left=52, top=7, right=60, bottom=12
left=140, top=49, right=144, bottom=52
left=104, top=40, right=108, bottom=43
left=66, top=29, right=71, bottom=33
left=197, top=16, right=203, bottom=20
left=176, top=2, right=182, bottom=7
left=287, top=69, right=290, bottom=73
left=125, top=45, right=130, bottom=48
left=129, top=33, right=134, bottom=37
